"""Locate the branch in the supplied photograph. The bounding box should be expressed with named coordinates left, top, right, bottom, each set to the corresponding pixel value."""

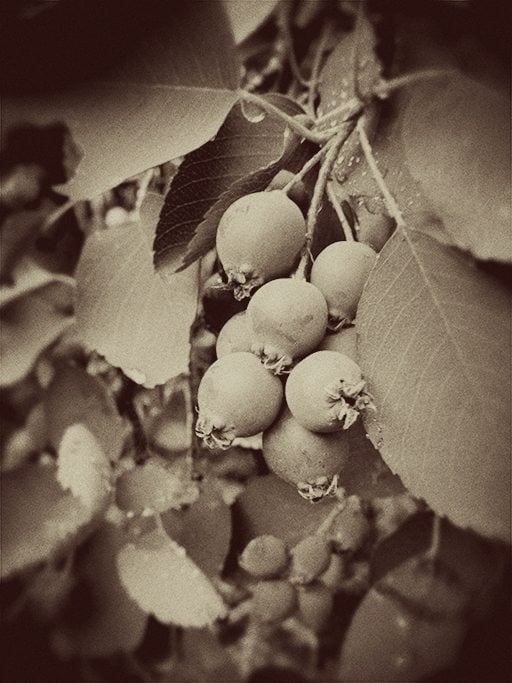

left=356, top=117, right=405, bottom=228
left=326, top=181, right=354, bottom=241
left=374, top=69, right=456, bottom=99
left=239, top=91, right=328, bottom=144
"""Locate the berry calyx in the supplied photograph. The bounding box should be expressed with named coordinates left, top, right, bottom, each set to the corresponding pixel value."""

left=247, top=278, right=328, bottom=374
left=239, top=535, right=288, bottom=578
left=285, top=350, right=375, bottom=432
left=310, top=241, right=377, bottom=329
left=216, top=191, right=306, bottom=300
left=196, top=352, right=283, bottom=450
left=262, top=409, right=350, bottom=501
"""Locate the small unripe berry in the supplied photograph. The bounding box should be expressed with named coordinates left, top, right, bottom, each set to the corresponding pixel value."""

left=297, top=583, right=334, bottom=632
left=289, top=535, right=332, bottom=584
left=266, top=170, right=309, bottom=214
left=285, top=351, right=374, bottom=432
left=355, top=199, right=395, bottom=252
left=310, top=241, right=377, bottom=328
left=239, top=535, right=288, bottom=578
left=247, top=278, right=328, bottom=374
left=196, top=352, right=283, bottom=449
left=329, top=496, right=370, bottom=552
left=263, top=409, right=350, bottom=501
left=216, top=191, right=306, bottom=300
left=319, top=553, right=345, bottom=590
left=216, top=311, right=253, bottom=358
left=251, top=580, right=297, bottom=623
left=318, top=326, right=357, bottom=361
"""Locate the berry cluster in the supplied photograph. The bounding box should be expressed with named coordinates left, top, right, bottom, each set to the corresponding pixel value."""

left=196, top=185, right=377, bottom=501
left=239, top=533, right=341, bottom=633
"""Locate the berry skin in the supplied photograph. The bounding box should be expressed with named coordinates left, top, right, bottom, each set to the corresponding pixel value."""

left=216, top=311, right=253, bottom=358
left=266, top=170, right=309, bottom=215
left=216, top=191, right=306, bottom=300
left=310, top=241, right=377, bottom=329
left=247, top=278, right=328, bottom=374
left=355, top=200, right=395, bottom=252
left=239, top=535, right=288, bottom=579
left=262, top=409, right=350, bottom=501
left=318, top=326, right=357, bottom=361
left=289, top=535, right=332, bottom=584
left=297, top=583, right=334, bottom=632
left=251, top=580, right=297, bottom=623
left=285, top=350, right=375, bottom=432
left=196, top=352, right=283, bottom=450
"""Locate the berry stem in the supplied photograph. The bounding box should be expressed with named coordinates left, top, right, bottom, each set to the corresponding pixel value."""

left=314, top=98, right=362, bottom=128
left=239, top=91, right=329, bottom=144
left=356, top=116, right=406, bottom=228
left=326, top=181, right=354, bottom=241
left=425, top=513, right=443, bottom=561
left=281, top=142, right=330, bottom=195
left=306, top=19, right=335, bottom=114
left=297, top=122, right=356, bottom=276
left=277, top=2, right=311, bottom=88
left=373, top=69, right=456, bottom=99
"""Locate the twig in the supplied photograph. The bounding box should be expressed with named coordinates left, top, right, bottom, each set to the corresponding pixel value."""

left=278, top=2, right=310, bottom=87
left=307, top=20, right=334, bottom=114
left=239, top=91, right=328, bottom=144
left=326, top=181, right=354, bottom=241
left=425, top=514, right=442, bottom=561
left=281, top=139, right=334, bottom=195
left=296, top=122, right=356, bottom=276
left=374, top=69, right=456, bottom=99
left=314, top=97, right=362, bottom=128
left=356, top=117, right=405, bottom=228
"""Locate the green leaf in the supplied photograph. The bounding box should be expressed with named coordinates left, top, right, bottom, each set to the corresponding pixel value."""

left=45, top=361, right=125, bottom=462
left=0, top=462, right=95, bottom=579
left=401, top=75, right=511, bottom=262
left=75, top=192, right=199, bottom=387
left=54, top=523, right=147, bottom=657
left=223, top=0, right=278, bottom=43
left=2, top=1, right=239, bottom=200
left=56, top=423, right=113, bottom=511
left=357, top=225, right=511, bottom=541
left=117, top=529, right=227, bottom=627
left=154, top=96, right=304, bottom=271
left=0, top=281, right=74, bottom=387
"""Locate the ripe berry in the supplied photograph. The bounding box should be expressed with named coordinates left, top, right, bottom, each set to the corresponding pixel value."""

left=297, top=583, right=334, bottom=632
left=289, top=535, right=332, bottom=584
left=247, top=278, right=328, bottom=374
left=239, top=535, right=288, bottom=579
left=216, top=312, right=252, bottom=358
left=310, top=241, right=377, bottom=328
left=196, top=352, right=283, bottom=449
left=251, top=579, right=297, bottom=623
left=262, top=409, right=350, bottom=501
left=285, top=350, right=374, bottom=432
left=318, top=326, right=357, bottom=361
left=216, top=191, right=306, bottom=300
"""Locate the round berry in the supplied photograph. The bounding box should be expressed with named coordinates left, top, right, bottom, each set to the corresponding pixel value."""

left=196, top=352, right=283, bottom=449
left=355, top=201, right=395, bottom=252
left=216, top=191, right=306, bottom=300
left=266, top=170, right=309, bottom=214
left=310, top=241, right=377, bottom=328
left=247, top=278, right=328, bottom=374
left=285, top=351, right=374, bottom=432
left=262, top=409, right=350, bottom=501
left=318, top=326, right=357, bottom=362
left=216, top=311, right=253, bottom=358
left=319, top=553, right=345, bottom=590
left=329, top=496, right=370, bottom=552
left=289, top=535, right=332, bottom=584
left=297, top=583, right=334, bottom=632
left=239, top=535, right=288, bottom=578
left=251, top=580, right=297, bottom=623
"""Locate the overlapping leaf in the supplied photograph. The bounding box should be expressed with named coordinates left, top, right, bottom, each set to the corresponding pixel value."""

left=45, top=361, right=125, bottom=461
left=1, top=462, right=96, bottom=579
left=154, top=96, right=305, bottom=271
left=76, top=192, right=199, bottom=387
left=117, top=530, right=227, bottom=627
left=357, top=225, right=511, bottom=541
left=2, top=1, right=239, bottom=200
